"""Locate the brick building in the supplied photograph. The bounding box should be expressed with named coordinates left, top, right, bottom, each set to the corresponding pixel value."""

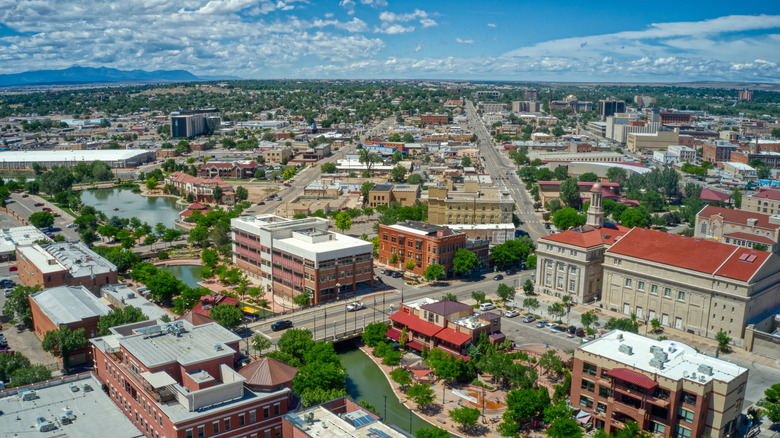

left=702, top=140, right=739, bottom=164
left=231, top=215, right=373, bottom=304
left=282, top=397, right=412, bottom=438
left=659, top=111, right=695, bottom=125
left=199, top=161, right=257, bottom=179
left=742, top=189, right=780, bottom=215
left=572, top=330, right=747, bottom=438
left=165, top=172, right=235, bottom=205
left=420, top=114, right=449, bottom=126
left=695, top=205, right=780, bottom=252
left=17, top=242, right=118, bottom=294
left=91, top=319, right=296, bottom=438
left=378, top=221, right=465, bottom=278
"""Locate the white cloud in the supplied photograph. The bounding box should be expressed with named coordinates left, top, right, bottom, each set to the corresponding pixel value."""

left=374, top=24, right=415, bottom=34
left=378, top=8, right=437, bottom=29
left=419, top=18, right=437, bottom=28
left=456, top=38, right=473, bottom=44
left=487, top=23, right=496, bottom=28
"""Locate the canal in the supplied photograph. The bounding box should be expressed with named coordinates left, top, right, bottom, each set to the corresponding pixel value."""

left=336, top=342, right=431, bottom=435
left=81, top=187, right=182, bottom=228
left=158, top=265, right=203, bottom=289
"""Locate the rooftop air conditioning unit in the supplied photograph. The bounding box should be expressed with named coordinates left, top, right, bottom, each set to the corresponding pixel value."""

left=649, top=358, right=664, bottom=369
left=699, top=375, right=707, bottom=382
left=653, top=351, right=668, bottom=362
left=650, top=346, right=664, bottom=355
left=618, top=344, right=633, bottom=355
left=697, top=364, right=713, bottom=375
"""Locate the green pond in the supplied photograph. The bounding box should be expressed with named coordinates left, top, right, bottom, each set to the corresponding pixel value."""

left=81, top=187, right=183, bottom=228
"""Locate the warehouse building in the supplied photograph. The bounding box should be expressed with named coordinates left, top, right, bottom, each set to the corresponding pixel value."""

left=0, top=149, right=155, bottom=169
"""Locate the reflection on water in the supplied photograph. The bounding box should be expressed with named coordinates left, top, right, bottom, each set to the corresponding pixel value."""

left=158, top=265, right=203, bottom=288
left=81, top=188, right=182, bottom=228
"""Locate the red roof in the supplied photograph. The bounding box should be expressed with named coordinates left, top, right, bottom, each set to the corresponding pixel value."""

left=390, top=311, right=443, bottom=337
left=191, top=294, right=240, bottom=317
left=698, top=205, right=780, bottom=230
left=723, top=232, right=776, bottom=245
left=699, top=188, right=732, bottom=202
left=542, top=223, right=630, bottom=249
left=187, top=202, right=209, bottom=210
left=601, top=188, right=620, bottom=199
left=607, top=228, right=769, bottom=282
left=607, top=368, right=658, bottom=390
left=434, top=328, right=472, bottom=346
left=407, top=340, right=425, bottom=351
left=751, top=189, right=780, bottom=201
left=386, top=328, right=402, bottom=341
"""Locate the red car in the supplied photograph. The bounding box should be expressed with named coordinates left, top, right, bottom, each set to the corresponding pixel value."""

left=283, top=183, right=291, bottom=187
left=9, top=265, right=17, bottom=271
left=257, top=201, right=265, bottom=205
left=42, top=207, right=52, bottom=212
left=34, top=202, right=44, bottom=207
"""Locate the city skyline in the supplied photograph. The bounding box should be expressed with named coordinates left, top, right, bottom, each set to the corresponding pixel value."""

left=0, top=1, right=779, bottom=82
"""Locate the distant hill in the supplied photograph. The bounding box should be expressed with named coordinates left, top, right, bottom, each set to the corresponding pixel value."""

left=0, top=66, right=202, bottom=86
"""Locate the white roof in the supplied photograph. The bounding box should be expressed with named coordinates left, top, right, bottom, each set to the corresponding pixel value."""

left=17, top=244, right=66, bottom=274
left=31, top=285, right=112, bottom=325
left=579, top=330, right=747, bottom=384
left=0, top=149, right=151, bottom=162
left=0, top=226, right=49, bottom=255
left=141, top=371, right=177, bottom=388
left=726, top=162, right=755, bottom=170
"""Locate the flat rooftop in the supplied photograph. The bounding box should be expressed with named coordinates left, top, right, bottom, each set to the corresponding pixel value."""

left=31, top=286, right=111, bottom=326
left=44, top=241, right=117, bottom=278
left=17, top=244, right=66, bottom=274
left=0, top=226, right=49, bottom=255
left=0, top=149, right=152, bottom=163
left=578, top=330, right=747, bottom=384
left=0, top=373, right=143, bottom=438
left=101, top=284, right=172, bottom=321
left=286, top=405, right=411, bottom=438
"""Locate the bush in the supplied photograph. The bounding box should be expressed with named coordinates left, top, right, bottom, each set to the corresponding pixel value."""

left=157, top=251, right=170, bottom=260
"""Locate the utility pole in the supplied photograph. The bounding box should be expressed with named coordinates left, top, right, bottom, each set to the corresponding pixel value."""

left=383, top=395, right=387, bottom=421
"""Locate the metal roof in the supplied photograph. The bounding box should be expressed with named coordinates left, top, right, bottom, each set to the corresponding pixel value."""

left=31, top=285, right=112, bottom=326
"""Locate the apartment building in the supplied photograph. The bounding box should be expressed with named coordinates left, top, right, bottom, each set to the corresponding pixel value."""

left=478, top=102, right=506, bottom=113
left=511, top=101, right=541, bottom=113
left=742, top=189, right=780, bottom=215
left=165, top=172, right=235, bottom=205
left=601, top=228, right=780, bottom=345
left=572, top=331, right=748, bottom=438
left=598, top=99, right=626, bottom=119
left=426, top=186, right=514, bottom=226
left=535, top=184, right=630, bottom=304
left=199, top=161, right=257, bottom=179
left=702, top=140, right=740, bottom=164
left=388, top=297, right=502, bottom=358
left=377, top=221, right=465, bottom=278
left=91, top=319, right=295, bottom=438
left=17, top=242, right=118, bottom=294
left=659, top=111, right=695, bottom=125
left=367, top=184, right=420, bottom=208
left=263, top=148, right=294, bottom=164
left=231, top=215, right=373, bottom=304
left=420, top=114, right=449, bottom=126
left=695, top=205, right=780, bottom=251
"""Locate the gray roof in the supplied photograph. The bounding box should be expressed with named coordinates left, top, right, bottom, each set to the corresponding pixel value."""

left=420, top=300, right=472, bottom=316
left=370, top=184, right=394, bottom=192
left=31, top=285, right=112, bottom=326
left=44, top=241, right=117, bottom=278
left=119, top=320, right=242, bottom=368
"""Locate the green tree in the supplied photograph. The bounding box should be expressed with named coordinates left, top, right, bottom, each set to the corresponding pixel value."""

left=449, top=406, right=481, bottom=431
left=732, top=187, right=742, bottom=209
left=321, top=162, right=337, bottom=173
left=277, top=328, right=314, bottom=365
left=547, top=417, right=582, bottom=438
left=392, top=150, right=403, bottom=163
left=763, top=383, right=780, bottom=423
left=461, top=156, right=472, bottom=167
left=523, top=297, right=540, bottom=314
left=640, top=191, right=665, bottom=213
left=523, top=279, right=535, bottom=295
left=97, top=306, right=148, bottom=335
left=559, top=178, right=581, bottom=209
left=620, top=206, right=651, bottom=228
left=210, top=304, right=244, bottom=328
left=146, top=176, right=158, bottom=191
left=580, top=311, right=600, bottom=335
left=716, top=330, right=731, bottom=353
left=402, top=133, right=415, bottom=143
left=41, top=326, right=88, bottom=371
left=390, top=367, right=413, bottom=390
left=362, top=322, right=389, bottom=347
left=552, top=207, right=585, bottom=230
left=452, top=249, right=479, bottom=275
left=490, top=237, right=535, bottom=270
left=391, top=165, right=406, bottom=182
left=471, top=290, right=486, bottom=304
left=28, top=211, right=55, bottom=228
left=407, top=383, right=435, bottom=408
left=604, top=315, right=639, bottom=333
left=497, top=283, right=514, bottom=303
left=3, top=285, right=41, bottom=328
left=651, top=318, right=661, bottom=333
left=0, top=352, right=52, bottom=388
left=423, top=264, right=445, bottom=282
left=212, top=186, right=223, bottom=202
left=147, top=270, right=184, bottom=303
left=579, top=172, right=598, bottom=182
left=293, top=291, right=311, bottom=307
left=235, top=186, right=249, bottom=202
left=334, top=211, right=352, bottom=232
left=251, top=335, right=272, bottom=355
left=407, top=174, right=423, bottom=184
left=548, top=302, right=565, bottom=320
left=414, top=427, right=450, bottom=438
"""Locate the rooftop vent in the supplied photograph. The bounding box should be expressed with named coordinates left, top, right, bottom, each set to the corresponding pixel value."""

left=649, top=358, right=664, bottom=369
left=650, top=345, right=664, bottom=355
left=699, top=375, right=707, bottom=382
left=668, top=343, right=676, bottom=353
left=618, top=344, right=633, bottom=355
left=697, top=364, right=713, bottom=376
left=652, top=351, right=668, bottom=362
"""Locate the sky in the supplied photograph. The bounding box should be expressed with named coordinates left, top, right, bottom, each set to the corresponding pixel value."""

left=1, top=0, right=779, bottom=82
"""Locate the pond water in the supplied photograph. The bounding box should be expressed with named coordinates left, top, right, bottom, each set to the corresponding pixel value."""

left=81, top=188, right=182, bottom=228
left=158, top=265, right=203, bottom=288
left=336, top=343, right=431, bottom=435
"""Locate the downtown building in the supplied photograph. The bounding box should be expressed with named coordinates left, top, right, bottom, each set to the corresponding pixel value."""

left=170, top=109, right=220, bottom=139
left=231, top=215, right=373, bottom=304
left=572, top=330, right=747, bottom=438
left=377, top=220, right=471, bottom=278
left=17, top=241, right=118, bottom=294
left=91, top=319, right=297, bottom=438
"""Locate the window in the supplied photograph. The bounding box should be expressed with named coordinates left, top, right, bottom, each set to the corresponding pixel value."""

left=274, top=403, right=280, bottom=415
left=225, top=418, right=231, bottom=431
left=599, top=386, right=611, bottom=398
left=581, top=379, right=595, bottom=392
left=651, top=422, right=666, bottom=435
left=250, top=410, right=256, bottom=423
left=625, top=278, right=632, bottom=287
left=680, top=391, right=697, bottom=406
left=664, top=288, right=672, bottom=298
left=579, top=395, right=593, bottom=409
left=678, top=407, right=694, bottom=423
left=569, top=279, right=576, bottom=291
left=637, top=281, right=645, bottom=291
left=197, top=426, right=205, bottom=438
left=596, top=402, right=607, bottom=413
left=186, top=429, right=194, bottom=438
left=213, top=422, right=220, bottom=434
left=651, top=284, right=658, bottom=294
left=582, top=362, right=597, bottom=376
left=677, top=291, right=686, bottom=302
left=700, top=223, right=707, bottom=234
left=675, top=425, right=692, bottom=438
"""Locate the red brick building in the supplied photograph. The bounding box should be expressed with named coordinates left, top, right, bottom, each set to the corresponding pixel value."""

left=420, top=114, right=449, bottom=126
left=17, top=242, right=118, bottom=294
left=91, top=319, right=296, bottom=438
left=701, top=140, right=739, bottom=164
left=199, top=161, right=257, bottom=179
left=378, top=221, right=466, bottom=278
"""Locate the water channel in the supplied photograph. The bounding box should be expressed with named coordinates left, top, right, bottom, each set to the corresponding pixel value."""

left=80, top=188, right=183, bottom=228
left=158, top=265, right=204, bottom=289
left=336, top=342, right=431, bottom=435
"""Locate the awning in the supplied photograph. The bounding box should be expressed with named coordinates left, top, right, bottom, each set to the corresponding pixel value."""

left=407, top=340, right=425, bottom=351
left=386, top=328, right=402, bottom=341
left=607, top=368, right=658, bottom=390
left=141, top=371, right=177, bottom=388
left=389, top=311, right=444, bottom=337
left=576, top=412, right=591, bottom=425
left=410, top=369, right=434, bottom=380
left=434, top=328, right=472, bottom=346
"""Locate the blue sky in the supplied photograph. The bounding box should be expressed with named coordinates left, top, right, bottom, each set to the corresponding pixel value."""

left=1, top=0, right=779, bottom=82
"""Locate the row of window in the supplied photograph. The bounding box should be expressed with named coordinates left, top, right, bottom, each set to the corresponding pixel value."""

left=623, top=279, right=686, bottom=302
left=184, top=406, right=281, bottom=438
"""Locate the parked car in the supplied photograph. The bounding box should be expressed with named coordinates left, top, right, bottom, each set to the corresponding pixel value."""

left=567, top=326, right=577, bottom=335
left=8, top=265, right=16, bottom=272
left=535, top=321, right=547, bottom=328
left=271, top=320, right=293, bottom=331
left=479, top=303, right=496, bottom=311
left=493, top=274, right=504, bottom=281
left=257, top=201, right=265, bottom=205
left=66, top=223, right=75, bottom=228
left=346, top=302, right=365, bottom=312
left=575, top=328, right=586, bottom=338
left=4, top=289, right=12, bottom=298
left=506, top=269, right=516, bottom=276
left=0, top=279, right=15, bottom=288
left=391, top=271, right=402, bottom=278
left=21, top=194, right=28, bottom=198
left=379, top=269, right=387, bottom=275
left=504, top=310, right=519, bottom=318
left=34, top=202, right=44, bottom=207
left=523, top=315, right=536, bottom=323
left=283, top=183, right=291, bottom=187
left=549, top=323, right=561, bottom=332
left=42, top=207, right=52, bottom=212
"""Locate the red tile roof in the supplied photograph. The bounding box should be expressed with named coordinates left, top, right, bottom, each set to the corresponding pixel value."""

left=698, top=205, right=780, bottom=230
left=537, top=181, right=621, bottom=189
left=407, top=340, right=425, bottom=351
left=699, top=188, right=732, bottom=202
left=191, top=294, right=240, bottom=318
left=386, top=328, right=402, bottom=341
left=434, top=328, right=472, bottom=346
left=751, top=189, right=780, bottom=201
left=541, top=223, right=630, bottom=249
left=723, top=232, right=776, bottom=245
left=607, top=228, right=769, bottom=282
left=390, top=311, right=443, bottom=337
left=607, top=367, right=658, bottom=390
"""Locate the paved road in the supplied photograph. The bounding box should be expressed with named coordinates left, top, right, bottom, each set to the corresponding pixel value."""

left=7, top=193, right=80, bottom=240
left=464, top=100, right=547, bottom=240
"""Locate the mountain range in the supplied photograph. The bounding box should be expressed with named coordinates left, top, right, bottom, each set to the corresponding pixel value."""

left=0, top=66, right=207, bottom=86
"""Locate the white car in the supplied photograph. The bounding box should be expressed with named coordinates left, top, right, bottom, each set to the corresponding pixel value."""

left=346, top=302, right=365, bottom=312
left=479, top=303, right=496, bottom=311
left=504, top=310, right=519, bottom=318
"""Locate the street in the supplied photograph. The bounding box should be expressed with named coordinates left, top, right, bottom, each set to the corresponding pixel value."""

left=7, top=193, right=80, bottom=240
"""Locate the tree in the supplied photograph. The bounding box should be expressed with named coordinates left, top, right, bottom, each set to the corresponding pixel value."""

left=334, top=211, right=352, bottom=232
left=423, top=264, right=445, bottom=283
left=559, top=178, right=581, bottom=209
left=362, top=322, right=389, bottom=347
left=321, top=162, right=337, bottom=173
left=293, top=291, right=311, bottom=307
left=620, top=206, right=651, bottom=228
left=407, top=383, right=435, bottom=408
left=449, top=406, right=481, bottom=431
left=716, top=330, right=731, bottom=353
left=390, top=367, right=413, bottom=390
left=407, top=174, right=423, bottom=184
left=604, top=316, right=639, bottom=333
left=552, top=207, right=585, bottom=230
left=763, top=383, right=780, bottom=424
left=42, top=326, right=88, bottom=371
left=392, top=150, right=403, bottom=163
left=147, top=270, right=183, bottom=303
left=277, top=328, right=314, bottom=365
left=523, top=279, right=534, bottom=295
left=98, top=306, right=148, bottom=335
left=496, top=283, right=514, bottom=303
left=607, top=167, right=627, bottom=186
left=547, top=417, right=582, bottom=438
left=235, top=186, right=249, bottom=202
left=212, top=186, right=223, bottom=202
left=453, top=249, right=479, bottom=275
left=388, top=133, right=402, bottom=142
left=251, top=335, right=272, bottom=355
left=757, top=165, right=771, bottom=179
left=490, top=237, right=535, bottom=270
left=389, top=253, right=398, bottom=265
left=732, top=187, right=742, bottom=209
left=210, top=304, right=244, bottom=329
left=3, top=285, right=41, bottom=328
left=28, top=211, right=55, bottom=228
left=461, top=156, right=472, bottom=167
left=391, top=165, right=406, bottom=182
left=580, top=311, right=600, bottom=334
left=523, top=297, right=540, bottom=314
left=405, top=259, right=416, bottom=271
left=470, top=289, right=487, bottom=304
left=146, top=176, right=158, bottom=191
left=0, top=352, right=51, bottom=388
left=579, top=172, right=598, bottom=182
left=548, top=302, right=565, bottom=321
left=640, top=191, right=665, bottom=213
left=651, top=318, right=661, bottom=333
left=414, top=427, right=450, bottom=438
